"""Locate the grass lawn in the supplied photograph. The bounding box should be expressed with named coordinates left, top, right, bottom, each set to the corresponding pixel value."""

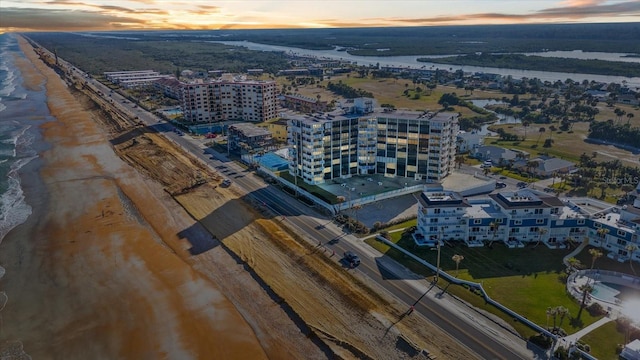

left=579, top=321, right=626, bottom=360
left=365, top=227, right=604, bottom=339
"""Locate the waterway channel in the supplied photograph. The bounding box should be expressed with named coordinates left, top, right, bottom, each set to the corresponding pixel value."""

left=210, top=40, right=640, bottom=88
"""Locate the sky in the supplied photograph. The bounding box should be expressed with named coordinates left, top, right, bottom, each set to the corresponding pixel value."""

left=1, top=0, right=640, bottom=33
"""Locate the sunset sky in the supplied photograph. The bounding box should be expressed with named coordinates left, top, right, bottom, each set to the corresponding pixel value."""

left=1, top=0, right=639, bottom=33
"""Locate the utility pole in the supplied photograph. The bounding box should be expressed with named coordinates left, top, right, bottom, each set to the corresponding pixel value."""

left=436, top=240, right=441, bottom=282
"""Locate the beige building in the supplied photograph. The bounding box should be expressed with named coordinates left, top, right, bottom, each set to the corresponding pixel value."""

left=181, top=78, right=277, bottom=123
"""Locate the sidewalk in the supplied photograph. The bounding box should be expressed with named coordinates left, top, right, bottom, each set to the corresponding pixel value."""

left=557, top=315, right=615, bottom=350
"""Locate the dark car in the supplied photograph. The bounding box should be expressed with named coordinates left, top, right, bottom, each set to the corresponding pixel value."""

left=344, top=251, right=361, bottom=267
left=495, top=181, right=507, bottom=188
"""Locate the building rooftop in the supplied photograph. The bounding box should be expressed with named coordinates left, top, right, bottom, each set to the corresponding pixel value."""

left=490, top=190, right=549, bottom=209
left=418, top=191, right=471, bottom=208
left=466, top=200, right=505, bottom=219
left=229, top=122, right=272, bottom=137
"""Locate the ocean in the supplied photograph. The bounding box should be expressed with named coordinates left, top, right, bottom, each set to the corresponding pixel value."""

left=0, top=33, right=51, bottom=244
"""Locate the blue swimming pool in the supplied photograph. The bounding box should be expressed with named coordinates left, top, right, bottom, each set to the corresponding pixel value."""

left=591, top=282, right=621, bottom=303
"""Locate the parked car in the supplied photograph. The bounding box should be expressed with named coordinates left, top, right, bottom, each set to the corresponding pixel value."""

left=221, top=179, right=231, bottom=187
left=344, top=251, right=360, bottom=267
left=496, top=182, right=507, bottom=188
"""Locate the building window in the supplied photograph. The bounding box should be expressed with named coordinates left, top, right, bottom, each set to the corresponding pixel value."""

left=594, top=222, right=602, bottom=228
left=618, top=230, right=627, bottom=237
left=536, top=219, right=544, bottom=224
left=474, top=219, right=481, bottom=225
left=430, top=218, right=438, bottom=223
left=535, top=209, right=543, bottom=214
left=577, top=219, right=585, bottom=225
left=514, top=220, right=522, bottom=225
left=434, top=208, right=441, bottom=214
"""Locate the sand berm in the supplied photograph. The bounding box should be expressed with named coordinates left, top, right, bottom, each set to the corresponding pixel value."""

left=0, top=35, right=476, bottom=360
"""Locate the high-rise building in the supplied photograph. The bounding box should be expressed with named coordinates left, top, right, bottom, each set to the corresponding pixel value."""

left=180, top=78, right=277, bottom=123
left=286, top=99, right=459, bottom=184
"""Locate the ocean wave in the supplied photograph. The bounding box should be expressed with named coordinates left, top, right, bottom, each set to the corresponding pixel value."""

left=0, top=155, right=36, bottom=243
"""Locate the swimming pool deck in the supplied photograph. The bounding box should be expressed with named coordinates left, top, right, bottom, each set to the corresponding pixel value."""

left=561, top=269, right=640, bottom=349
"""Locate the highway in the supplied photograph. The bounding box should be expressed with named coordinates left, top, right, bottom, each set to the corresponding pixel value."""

left=46, top=52, right=536, bottom=359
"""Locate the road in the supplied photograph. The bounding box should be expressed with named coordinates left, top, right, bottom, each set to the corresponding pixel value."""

left=45, top=51, right=537, bottom=359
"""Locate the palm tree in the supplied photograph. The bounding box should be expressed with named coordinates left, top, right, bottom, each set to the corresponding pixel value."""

left=487, top=221, right=500, bottom=247
left=557, top=306, right=570, bottom=329
left=626, top=244, right=638, bottom=275
left=577, top=283, right=593, bottom=319
left=596, top=228, right=610, bottom=243
left=589, top=248, right=603, bottom=270
left=533, top=228, right=548, bottom=248
left=626, top=113, right=635, bottom=126
left=545, top=307, right=554, bottom=329
left=452, top=254, right=465, bottom=276
left=567, top=257, right=582, bottom=271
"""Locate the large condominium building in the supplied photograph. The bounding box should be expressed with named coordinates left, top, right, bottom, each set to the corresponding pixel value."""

left=414, top=184, right=640, bottom=264
left=286, top=99, right=459, bottom=184
left=181, top=77, right=277, bottom=123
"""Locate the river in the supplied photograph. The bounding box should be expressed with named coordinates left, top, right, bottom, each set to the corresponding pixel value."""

left=211, top=40, right=640, bottom=88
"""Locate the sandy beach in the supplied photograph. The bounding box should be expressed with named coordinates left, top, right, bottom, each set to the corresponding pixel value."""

left=0, top=37, right=274, bottom=359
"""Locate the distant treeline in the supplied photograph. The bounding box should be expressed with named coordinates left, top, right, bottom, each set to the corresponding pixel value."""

left=192, top=23, right=640, bottom=56
left=588, top=120, right=640, bottom=149
left=24, top=33, right=290, bottom=76
left=420, top=53, right=640, bottom=77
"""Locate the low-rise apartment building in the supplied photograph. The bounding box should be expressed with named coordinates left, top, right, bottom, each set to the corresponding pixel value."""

left=414, top=184, right=640, bottom=264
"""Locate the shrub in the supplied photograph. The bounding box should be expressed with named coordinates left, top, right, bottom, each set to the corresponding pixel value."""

left=586, top=302, right=607, bottom=317
left=529, top=333, right=553, bottom=349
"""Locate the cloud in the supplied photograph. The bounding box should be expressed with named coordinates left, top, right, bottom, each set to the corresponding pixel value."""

left=0, top=7, right=146, bottom=31
left=317, top=0, right=640, bottom=27
left=538, top=0, right=640, bottom=16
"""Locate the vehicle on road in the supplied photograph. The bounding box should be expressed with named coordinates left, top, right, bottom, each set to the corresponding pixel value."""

left=495, top=182, right=507, bottom=188
left=344, top=251, right=360, bottom=268
left=221, top=179, right=231, bottom=187
left=206, top=133, right=217, bottom=139
left=517, top=182, right=527, bottom=188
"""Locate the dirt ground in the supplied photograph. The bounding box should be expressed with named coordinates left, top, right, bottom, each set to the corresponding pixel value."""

left=12, top=41, right=482, bottom=359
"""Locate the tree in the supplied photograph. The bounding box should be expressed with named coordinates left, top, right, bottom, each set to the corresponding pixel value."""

left=589, top=248, right=603, bottom=269
left=596, top=227, right=610, bottom=242
left=537, top=127, right=546, bottom=145
left=627, top=112, right=635, bottom=126
left=557, top=306, right=570, bottom=329
left=487, top=221, right=500, bottom=247
left=577, top=283, right=593, bottom=319
left=534, top=228, right=548, bottom=248
left=452, top=254, right=464, bottom=276
left=567, top=257, right=582, bottom=271
left=626, top=244, right=638, bottom=275
left=546, top=306, right=553, bottom=329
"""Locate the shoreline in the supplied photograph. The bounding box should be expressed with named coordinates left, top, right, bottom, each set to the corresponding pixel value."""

left=0, top=35, right=271, bottom=359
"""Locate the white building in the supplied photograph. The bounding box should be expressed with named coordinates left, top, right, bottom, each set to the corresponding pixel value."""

left=286, top=100, right=459, bottom=185
left=414, top=188, right=640, bottom=263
